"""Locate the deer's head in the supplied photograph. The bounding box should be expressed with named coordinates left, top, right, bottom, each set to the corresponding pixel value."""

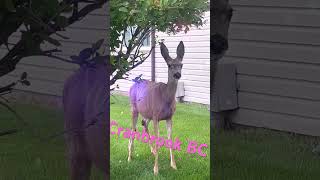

left=160, top=41, right=184, bottom=81
left=212, top=0, right=233, bottom=60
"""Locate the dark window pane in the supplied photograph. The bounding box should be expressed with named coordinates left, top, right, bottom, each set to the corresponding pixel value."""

left=123, top=27, right=150, bottom=47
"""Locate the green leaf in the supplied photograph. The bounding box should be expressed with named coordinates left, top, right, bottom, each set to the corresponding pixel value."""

left=20, top=72, right=27, bottom=80
left=92, top=39, right=105, bottom=51
left=129, top=9, right=140, bottom=15
left=110, top=56, right=116, bottom=66
left=21, top=80, right=31, bottom=86
left=119, top=7, right=128, bottom=12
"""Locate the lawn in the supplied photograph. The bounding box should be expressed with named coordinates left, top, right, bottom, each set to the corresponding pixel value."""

left=3, top=95, right=317, bottom=180
left=213, top=127, right=320, bottom=180
left=110, top=94, right=211, bottom=179
left=0, top=103, right=104, bottom=180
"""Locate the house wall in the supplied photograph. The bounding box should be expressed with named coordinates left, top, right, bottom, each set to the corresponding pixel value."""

left=115, top=11, right=210, bottom=105
left=225, top=0, right=320, bottom=136
left=0, top=3, right=109, bottom=98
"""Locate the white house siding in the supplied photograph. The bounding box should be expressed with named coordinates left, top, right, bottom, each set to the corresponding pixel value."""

left=225, top=0, right=320, bottom=136
left=0, top=3, right=109, bottom=97
left=113, top=54, right=152, bottom=91
left=115, top=11, right=210, bottom=105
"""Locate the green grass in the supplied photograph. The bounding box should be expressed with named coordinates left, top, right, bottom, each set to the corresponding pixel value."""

left=110, top=95, right=210, bottom=180
left=0, top=103, right=104, bottom=180
left=213, top=127, right=320, bottom=180
left=4, top=95, right=317, bottom=180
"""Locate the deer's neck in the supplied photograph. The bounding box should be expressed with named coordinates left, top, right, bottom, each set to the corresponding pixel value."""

left=166, top=78, right=178, bottom=101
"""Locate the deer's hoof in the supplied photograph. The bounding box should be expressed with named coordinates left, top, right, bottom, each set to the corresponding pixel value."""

left=171, top=163, right=177, bottom=170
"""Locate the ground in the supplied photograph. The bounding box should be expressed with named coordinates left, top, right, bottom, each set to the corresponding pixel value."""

left=1, top=96, right=320, bottom=180
left=110, top=94, right=210, bottom=179
left=214, top=127, right=320, bottom=180
left=0, top=103, right=104, bottom=180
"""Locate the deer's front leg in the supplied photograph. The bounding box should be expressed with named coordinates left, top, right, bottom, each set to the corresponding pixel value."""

left=166, top=119, right=177, bottom=170
left=128, top=111, right=138, bottom=162
left=153, top=119, right=160, bottom=175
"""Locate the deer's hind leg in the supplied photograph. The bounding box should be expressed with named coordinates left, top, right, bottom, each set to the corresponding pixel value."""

left=142, top=118, right=155, bottom=154
left=66, top=132, right=92, bottom=180
left=128, top=110, right=138, bottom=161
left=64, top=101, right=92, bottom=179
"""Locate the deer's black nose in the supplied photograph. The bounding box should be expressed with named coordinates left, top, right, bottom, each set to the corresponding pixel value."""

left=174, top=72, right=181, bottom=79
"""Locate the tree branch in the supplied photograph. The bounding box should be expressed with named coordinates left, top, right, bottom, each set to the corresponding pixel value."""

left=45, top=54, right=78, bottom=64
left=0, top=82, right=16, bottom=94
left=0, top=0, right=108, bottom=78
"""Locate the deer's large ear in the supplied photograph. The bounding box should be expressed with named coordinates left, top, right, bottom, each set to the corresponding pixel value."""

left=160, top=42, right=171, bottom=62
left=176, top=41, right=185, bottom=60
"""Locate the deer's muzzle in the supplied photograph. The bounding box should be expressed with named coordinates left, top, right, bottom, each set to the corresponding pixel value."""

left=174, top=72, right=181, bottom=79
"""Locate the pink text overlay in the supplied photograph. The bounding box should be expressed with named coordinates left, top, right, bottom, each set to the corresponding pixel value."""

left=111, top=120, right=208, bottom=157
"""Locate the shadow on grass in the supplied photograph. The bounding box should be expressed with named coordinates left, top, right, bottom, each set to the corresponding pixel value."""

left=213, top=126, right=320, bottom=180
left=0, top=103, right=104, bottom=180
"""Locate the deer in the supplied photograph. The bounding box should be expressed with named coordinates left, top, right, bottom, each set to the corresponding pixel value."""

left=211, top=1, right=233, bottom=128
left=211, top=0, right=233, bottom=176
left=128, top=41, right=185, bottom=175
left=63, top=56, right=109, bottom=180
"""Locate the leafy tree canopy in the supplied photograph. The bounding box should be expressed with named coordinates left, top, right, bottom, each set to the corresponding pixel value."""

left=110, top=0, right=209, bottom=85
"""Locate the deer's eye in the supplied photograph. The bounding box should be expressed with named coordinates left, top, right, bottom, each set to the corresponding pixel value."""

left=168, top=64, right=172, bottom=68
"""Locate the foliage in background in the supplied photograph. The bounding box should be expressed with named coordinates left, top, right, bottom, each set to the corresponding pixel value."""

left=110, top=0, right=209, bottom=85
left=0, top=0, right=108, bottom=136
left=0, top=0, right=108, bottom=76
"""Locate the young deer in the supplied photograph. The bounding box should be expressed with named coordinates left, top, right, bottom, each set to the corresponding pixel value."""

left=128, top=41, right=184, bottom=175
left=63, top=57, right=109, bottom=180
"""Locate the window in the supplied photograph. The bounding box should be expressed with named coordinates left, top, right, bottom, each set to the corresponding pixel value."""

left=123, top=27, right=151, bottom=47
